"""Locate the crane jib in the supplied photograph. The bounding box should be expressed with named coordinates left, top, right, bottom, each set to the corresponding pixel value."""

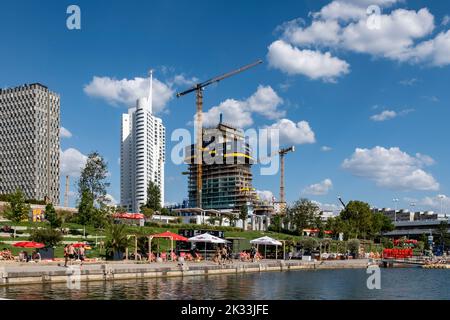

left=175, top=59, right=263, bottom=98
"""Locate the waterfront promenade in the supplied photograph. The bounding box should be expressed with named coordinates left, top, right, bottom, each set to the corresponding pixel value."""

left=0, top=259, right=370, bottom=286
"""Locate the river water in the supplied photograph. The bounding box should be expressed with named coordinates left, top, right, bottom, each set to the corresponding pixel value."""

left=0, top=268, right=449, bottom=300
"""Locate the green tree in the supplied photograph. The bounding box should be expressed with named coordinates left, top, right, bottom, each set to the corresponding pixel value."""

left=29, top=227, right=62, bottom=248
left=45, top=203, right=62, bottom=229
left=347, top=239, right=361, bottom=257
left=105, top=223, right=129, bottom=259
left=339, top=201, right=373, bottom=239
left=370, top=212, right=394, bottom=238
left=76, top=152, right=110, bottom=229
left=77, top=190, right=95, bottom=226
left=3, top=189, right=31, bottom=238
left=436, top=221, right=450, bottom=250
left=287, top=199, right=319, bottom=235
left=239, top=204, right=249, bottom=230
left=144, top=180, right=162, bottom=212
left=299, top=237, right=318, bottom=253
left=141, top=207, right=154, bottom=219
left=78, top=151, right=110, bottom=203
left=271, top=215, right=283, bottom=233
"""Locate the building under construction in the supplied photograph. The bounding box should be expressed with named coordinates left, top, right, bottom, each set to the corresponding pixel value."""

left=185, top=119, right=256, bottom=211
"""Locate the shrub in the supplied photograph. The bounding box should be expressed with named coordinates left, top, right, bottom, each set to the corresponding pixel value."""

left=347, top=239, right=361, bottom=256
left=29, top=227, right=63, bottom=247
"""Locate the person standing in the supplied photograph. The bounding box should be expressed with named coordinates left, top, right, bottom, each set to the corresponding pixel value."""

left=78, top=245, right=85, bottom=266
left=250, top=245, right=257, bottom=263
left=68, top=243, right=75, bottom=265
left=63, top=245, right=69, bottom=267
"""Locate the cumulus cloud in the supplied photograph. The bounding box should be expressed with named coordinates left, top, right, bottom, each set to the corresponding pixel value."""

left=270, top=1, right=450, bottom=77
left=60, top=148, right=88, bottom=177
left=60, top=127, right=73, bottom=138
left=399, top=78, right=419, bottom=86
left=311, top=200, right=343, bottom=214
left=84, top=75, right=174, bottom=114
left=370, top=109, right=414, bottom=121
left=321, top=146, right=333, bottom=152
left=256, top=190, right=274, bottom=203
left=169, top=74, right=199, bottom=87
left=371, top=110, right=397, bottom=121
left=266, top=119, right=316, bottom=145
left=202, top=85, right=284, bottom=128
left=342, top=146, right=439, bottom=191
left=302, top=179, right=333, bottom=195
left=267, top=40, right=350, bottom=82
left=105, top=194, right=118, bottom=205
left=418, top=194, right=450, bottom=211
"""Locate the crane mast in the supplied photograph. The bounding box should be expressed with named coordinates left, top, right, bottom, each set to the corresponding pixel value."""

left=176, top=60, right=262, bottom=209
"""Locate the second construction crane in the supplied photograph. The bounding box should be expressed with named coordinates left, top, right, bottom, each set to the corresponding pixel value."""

left=176, top=60, right=262, bottom=208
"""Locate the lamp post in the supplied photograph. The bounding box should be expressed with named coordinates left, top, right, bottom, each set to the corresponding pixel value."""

left=393, top=198, right=399, bottom=222
left=438, top=195, right=445, bottom=217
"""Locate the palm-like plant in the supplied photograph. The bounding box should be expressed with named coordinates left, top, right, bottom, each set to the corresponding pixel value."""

left=105, top=223, right=129, bottom=258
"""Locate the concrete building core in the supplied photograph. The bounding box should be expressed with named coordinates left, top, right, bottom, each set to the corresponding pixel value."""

left=185, top=121, right=256, bottom=211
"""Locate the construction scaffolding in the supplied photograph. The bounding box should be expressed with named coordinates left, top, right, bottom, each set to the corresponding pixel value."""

left=185, top=121, right=256, bottom=211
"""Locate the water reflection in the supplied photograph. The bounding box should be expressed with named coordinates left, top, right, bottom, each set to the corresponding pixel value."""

left=0, top=269, right=449, bottom=300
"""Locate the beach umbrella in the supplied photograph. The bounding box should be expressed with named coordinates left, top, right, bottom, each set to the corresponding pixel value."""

left=250, top=236, right=282, bottom=259
left=13, top=241, right=45, bottom=249
left=188, top=233, right=227, bottom=259
left=149, top=231, right=188, bottom=261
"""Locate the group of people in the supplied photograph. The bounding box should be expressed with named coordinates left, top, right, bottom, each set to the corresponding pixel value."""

left=63, top=243, right=86, bottom=267
left=239, top=246, right=262, bottom=262
left=18, top=250, right=41, bottom=263
left=213, top=245, right=232, bottom=265
left=0, top=248, right=13, bottom=260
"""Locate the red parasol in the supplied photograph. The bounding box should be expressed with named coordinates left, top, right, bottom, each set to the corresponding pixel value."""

left=151, top=231, right=188, bottom=242
left=13, top=241, right=45, bottom=248
left=113, top=213, right=145, bottom=220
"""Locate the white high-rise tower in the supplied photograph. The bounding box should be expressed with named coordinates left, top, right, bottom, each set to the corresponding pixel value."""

left=120, top=71, right=165, bottom=212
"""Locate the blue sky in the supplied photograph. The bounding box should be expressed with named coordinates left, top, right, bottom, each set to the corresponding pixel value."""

left=1, top=0, right=450, bottom=213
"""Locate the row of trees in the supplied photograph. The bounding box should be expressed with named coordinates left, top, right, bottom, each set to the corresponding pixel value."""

left=268, top=199, right=394, bottom=241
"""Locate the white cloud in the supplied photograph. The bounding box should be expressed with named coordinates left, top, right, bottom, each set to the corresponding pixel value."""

left=84, top=75, right=174, bottom=113
left=302, top=179, right=333, bottom=195
left=266, top=119, right=316, bottom=145
left=105, top=194, right=118, bottom=205
left=371, top=110, right=397, bottom=121
left=267, top=40, right=350, bottom=82
left=342, top=146, right=439, bottom=191
left=371, top=109, right=414, bottom=121
left=313, top=0, right=401, bottom=22
left=311, top=200, right=343, bottom=214
left=60, top=148, right=88, bottom=177
left=442, top=15, right=450, bottom=26
left=202, top=85, right=284, bottom=128
left=399, top=78, right=419, bottom=86
left=169, top=74, right=199, bottom=87
left=407, top=30, right=450, bottom=66
left=418, top=194, right=450, bottom=211
left=256, top=190, right=274, bottom=203
left=60, top=127, right=73, bottom=138
left=321, top=146, right=333, bottom=152
left=273, top=3, right=450, bottom=71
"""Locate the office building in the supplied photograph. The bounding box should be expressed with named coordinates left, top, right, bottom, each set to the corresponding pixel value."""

left=0, top=83, right=60, bottom=204
left=120, top=72, right=165, bottom=212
